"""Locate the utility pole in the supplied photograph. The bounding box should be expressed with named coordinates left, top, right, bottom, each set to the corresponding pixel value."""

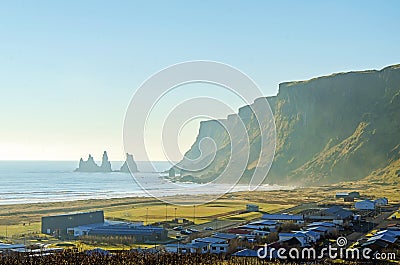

left=165, top=203, right=168, bottom=222
left=146, top=208, right=148, bottom=225
left=193, top=205, right=196, bottom=224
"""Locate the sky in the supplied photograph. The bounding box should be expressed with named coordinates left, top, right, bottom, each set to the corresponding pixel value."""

left=0, top=0, right=399, bottom=161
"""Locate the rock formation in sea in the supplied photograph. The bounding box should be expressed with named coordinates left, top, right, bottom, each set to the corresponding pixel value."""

left=100, top=151, right=112, bottom=172
left=119, top=153, right=139, bottom=173
left=75, top=151, right=112, bottom=172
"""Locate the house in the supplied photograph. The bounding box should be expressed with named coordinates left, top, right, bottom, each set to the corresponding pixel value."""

left=226, top=228, right=252, bottom=236
left=71, top=221, right=167, bottom=242
left=232, top=249, right=259, bottom=257
left=368, top=234, right=397, bottom=244
left=306, top=222, right=337, bottom=233
left=374, top=198, right=388, bottom=206
left=306, top=226, right=329, bottom=236
left=246, top=204, right=259, bottom=212
left=335, top=191, right=360, bottom=199
left=335, top=192, right=349, bottom=199
left=165, top=243, right=193, bottom=253
left=0, top=243, right=26, bottom=253
left=212, top=233, right=238, bottom=242
left=323, top=206, right=353, bottom=220
left=279, top=233, right=308, bottom=247
left=349, top=191, right=360, bottom=198
left=355, top=200, right=375, bottom=210
left=192, top=237, right=229, bottom=254
left=261, top=214, right=303, bottom=222
left=278, top=231, right=320, bottom=247
left=251, top=230, right=270, bottom=237
left=42, top=210, right=104, bottom=236
left=248, top=220, right=279, bottom=231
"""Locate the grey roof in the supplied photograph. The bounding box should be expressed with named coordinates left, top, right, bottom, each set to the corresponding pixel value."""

left=262, top=214, right=303, bottom=221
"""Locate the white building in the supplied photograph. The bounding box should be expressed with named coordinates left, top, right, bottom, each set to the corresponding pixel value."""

left=355, top=200, right=375, bottom=210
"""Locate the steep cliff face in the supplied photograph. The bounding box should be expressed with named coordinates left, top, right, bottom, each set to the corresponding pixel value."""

left=174, top=64, right=400, bottom=186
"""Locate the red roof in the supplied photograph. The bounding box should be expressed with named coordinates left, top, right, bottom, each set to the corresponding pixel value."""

left=226, top=228, right=251, bottom=235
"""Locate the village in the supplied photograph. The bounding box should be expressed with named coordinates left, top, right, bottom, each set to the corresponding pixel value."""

left=0, top=191, right=399, bottom=261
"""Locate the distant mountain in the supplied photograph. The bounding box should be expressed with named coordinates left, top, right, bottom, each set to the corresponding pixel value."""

left=173, top=64, right=400, bottom=186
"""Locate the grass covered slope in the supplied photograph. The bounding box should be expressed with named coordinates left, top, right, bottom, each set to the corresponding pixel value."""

left=175, top=64, right=400, bottom=186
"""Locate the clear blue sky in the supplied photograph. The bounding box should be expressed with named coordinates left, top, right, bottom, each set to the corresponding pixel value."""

left=0, top=0, right=399, bottom=161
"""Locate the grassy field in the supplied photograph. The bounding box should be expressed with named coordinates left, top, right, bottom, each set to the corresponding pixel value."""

left=0, top=180, right=398, bottom=247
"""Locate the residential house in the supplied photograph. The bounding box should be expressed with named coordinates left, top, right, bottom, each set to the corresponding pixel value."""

left=355, top=200, right=375, bottom=210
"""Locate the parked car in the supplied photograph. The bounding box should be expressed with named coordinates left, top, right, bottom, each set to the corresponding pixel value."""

left=188, top=228, right=199, bottom=233
left=204, top=227, right=214, bottom=231
left=173, top=226, right=183, bottom=231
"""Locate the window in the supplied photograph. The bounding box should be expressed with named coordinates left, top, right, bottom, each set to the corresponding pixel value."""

left=212, top=247, right=216, bottom=250
left=220, top=247, right=224, bottom=251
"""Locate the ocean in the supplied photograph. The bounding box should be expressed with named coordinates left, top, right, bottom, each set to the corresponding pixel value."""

left=0, top=161, right=290, bottom=205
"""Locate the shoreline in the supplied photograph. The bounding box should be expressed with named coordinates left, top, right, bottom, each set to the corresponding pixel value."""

left=0, top=183, right=295, bottom=206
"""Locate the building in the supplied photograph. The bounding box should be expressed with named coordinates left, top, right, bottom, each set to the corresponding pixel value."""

left=374, top=197, right=388, bottom=206
left=335, top=192, right=349, bottom=199
left=246, top=204, right=259, bottom=212
left=306, top=222, right=337, bottom=234
left=335, top=191, right=360, bottom=199
left=261, top=214, right=303, bottom=222
left=344, top=197, right=355, bottom=202
left=79, top=222, right=168, bottom=242
left=322, top=206, right=353, bottom=221
left=355, top=200, right=375, bottom=210
left=192, top=237, right=229, bottom=254
left=42, top=210, right=104, bottom=236
left=279, top=232, right=309, bottom=247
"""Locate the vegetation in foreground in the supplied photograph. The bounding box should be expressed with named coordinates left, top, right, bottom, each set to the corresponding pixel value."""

left=0, top=251, right=397, bottom=265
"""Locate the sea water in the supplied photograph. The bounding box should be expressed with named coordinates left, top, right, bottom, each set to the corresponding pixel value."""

left=0, top=161, right=290, bottom=205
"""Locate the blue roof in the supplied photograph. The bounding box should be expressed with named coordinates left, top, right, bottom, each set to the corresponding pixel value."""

left=369, top=234, right=397, bottom=244
left=194, top=237, right=226, bottom=244
left=361, top=240, right=388, bottom=248
left=262, top=214, right=303, bottom=221
left=323, top=206, right=353, bottom=219
left=307, top=222, right=336, bottom=227
left=213, top=233, right=237, bottom=240
left=249, top=220, right=278, bottom=225
left=279, top=232, right=305, bottom=238
left=377, top=229, right=400, bottom=237
left=306, top=226, right=329, bottom=232
left=232, top=249, right=258, bottom=257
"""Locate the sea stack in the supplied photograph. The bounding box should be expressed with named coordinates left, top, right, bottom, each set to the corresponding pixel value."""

left=100, top=151, right=112, bottom=172
left=120, top=153, right=139, bottom=173
left=75, top=152, right=112, bottom=172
